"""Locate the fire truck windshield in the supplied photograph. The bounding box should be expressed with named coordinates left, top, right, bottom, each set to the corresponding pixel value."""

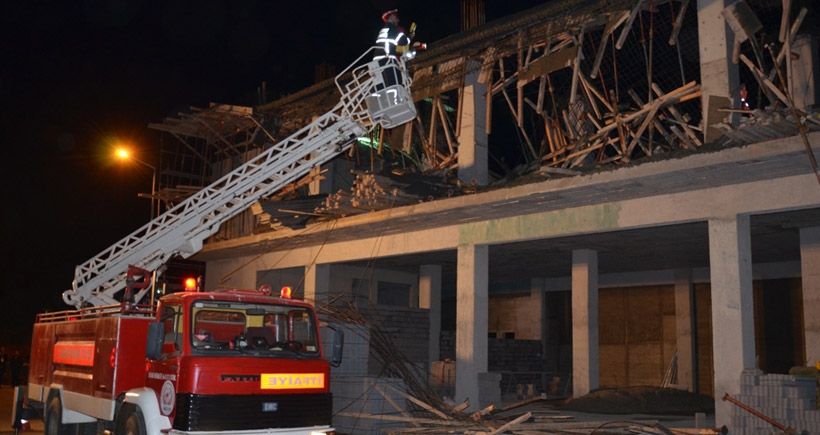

left=189, top=301, right=319, bottom=356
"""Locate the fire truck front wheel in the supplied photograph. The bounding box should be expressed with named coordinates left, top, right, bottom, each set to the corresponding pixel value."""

left=115, top=404, right=147, bottom=435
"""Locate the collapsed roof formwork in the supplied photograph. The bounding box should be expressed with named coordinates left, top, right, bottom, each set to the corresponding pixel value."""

left=149, top=0, right=819, bottom=233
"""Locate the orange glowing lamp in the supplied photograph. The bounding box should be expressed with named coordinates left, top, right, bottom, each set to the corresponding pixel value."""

left=184, top=277, right=198, bottom=292
left=280, top=286, right=292, bottom=299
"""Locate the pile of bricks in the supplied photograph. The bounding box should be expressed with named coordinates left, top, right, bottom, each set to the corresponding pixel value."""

left=731, top=368, right=819, bottom=434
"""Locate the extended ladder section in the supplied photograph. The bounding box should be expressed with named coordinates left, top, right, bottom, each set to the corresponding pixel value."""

left=63, top=48, right=418, bottom=308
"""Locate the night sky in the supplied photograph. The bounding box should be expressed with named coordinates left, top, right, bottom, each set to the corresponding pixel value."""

left=0, top=0, right=545, bottom=347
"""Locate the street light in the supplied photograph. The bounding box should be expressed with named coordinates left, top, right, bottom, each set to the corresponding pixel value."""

left=116, top=148, right=157, bottom=220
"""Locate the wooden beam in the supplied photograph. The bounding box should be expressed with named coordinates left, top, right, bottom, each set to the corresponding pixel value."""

left=371, top=382, right=421, bottom=427
left=768, top=7, right=808, bottom=81
left=650, top=82, right=702, bottom=147
left=591, top=10, right=630, bottom=78
left=739, top=54, right=789, bottom=105
left=489, top=412, right=532, bottom=435
left=383, top=383, right=452, bottom=421
left=616, top=0, right=645, bottom=50
left=436, top=97, right=456, bottom=156
left=669, top=0, right=690, bottom=46
left=570, top=29, right=584, bottom=104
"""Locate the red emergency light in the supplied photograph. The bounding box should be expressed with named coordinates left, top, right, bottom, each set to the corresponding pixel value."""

left=280, top=286, right=292, bottom=299
left=184, top=277, right=198, bottom=292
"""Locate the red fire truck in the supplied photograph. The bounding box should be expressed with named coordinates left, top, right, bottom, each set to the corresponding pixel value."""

left=16, top=47, right=417, bottom=435
left=28, top=280, right=344, bottom=435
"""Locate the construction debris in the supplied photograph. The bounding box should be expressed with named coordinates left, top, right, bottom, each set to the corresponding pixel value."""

left=339, top=386, right=719, bottom=434
left=713, top=107, right=820, bottom=146
left=315, top=171, right=429, bottom=216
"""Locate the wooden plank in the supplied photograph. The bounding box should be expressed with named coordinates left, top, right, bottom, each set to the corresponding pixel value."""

left=489, top=412, right=532, bottom=435
left=579, top=75, right=603, bottom=120
left=579, top=73, right=614, bottom=112
left=627, top=89, right=676, bottom=147
left=371, top=382, right=420, bottom=427
left=779, top=0, right=791, bottom=42
left=518, top=45, right=578, bottom=84
left=616, top=0, right=645, bottom=50
left=384, top=383, right=452, bottom=421
left=650, top=83, right=702, bottom=147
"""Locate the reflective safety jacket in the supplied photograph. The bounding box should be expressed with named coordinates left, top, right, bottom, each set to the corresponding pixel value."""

left=375, top=23, right=415, bottom=61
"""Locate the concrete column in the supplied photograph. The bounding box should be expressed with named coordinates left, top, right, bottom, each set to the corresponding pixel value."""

left=697, top=0, right=739, bottom=143
left=708, top=215, right=755, bottom=428
left=420, top=264, right=442, bottom=364
left=800, top=226, right=820, bottom=365
left=530, top=278, right=546, bottom=341
left=572, top=249, right=599, bottom=397
left=304, top=263, right=330, bottom=304
left=458, top=60, right=488, bottom=186
left=456, top=243, right=488, bottom=410
left=530, top=278, right=547, bottom=391
left=674, top=268, right=698, bottom=393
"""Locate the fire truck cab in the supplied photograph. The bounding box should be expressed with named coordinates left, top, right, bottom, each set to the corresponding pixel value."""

left=27, top=287, right=343, bottom=435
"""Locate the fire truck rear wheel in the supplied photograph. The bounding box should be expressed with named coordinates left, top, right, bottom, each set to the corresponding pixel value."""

left=116, top=404, right=146, bottom=435
left=45, top=396, right=74, bottom=435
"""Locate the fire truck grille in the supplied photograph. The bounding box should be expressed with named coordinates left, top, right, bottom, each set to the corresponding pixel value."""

left=173, top=393, right=332, bottom=431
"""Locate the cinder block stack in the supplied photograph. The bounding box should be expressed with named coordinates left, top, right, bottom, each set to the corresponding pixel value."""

left=321, top=324, right=370, bottom=377
left=731, top=368, right=819, bottom=434
left=478, top=372, right=502, bottom=409
left=322, top=324, right=409, bottom=434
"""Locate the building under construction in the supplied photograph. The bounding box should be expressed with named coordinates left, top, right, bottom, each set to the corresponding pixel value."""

left=145, top=0, right=820, bottom=432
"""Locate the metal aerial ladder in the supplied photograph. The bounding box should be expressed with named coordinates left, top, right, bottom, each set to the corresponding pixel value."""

left=63, top=48, right=418, bottom=308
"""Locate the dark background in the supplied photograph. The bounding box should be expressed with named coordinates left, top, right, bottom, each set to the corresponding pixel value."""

left=0, top=0, right=545, bottom=348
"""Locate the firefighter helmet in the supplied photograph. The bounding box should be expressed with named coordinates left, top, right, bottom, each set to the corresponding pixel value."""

left=382, top=9, right=398, bottom=23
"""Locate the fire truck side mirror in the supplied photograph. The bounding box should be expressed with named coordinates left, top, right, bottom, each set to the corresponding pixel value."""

left=146, top=322, right=164, bottom=360
left=326, top=324, right=344, bottom=368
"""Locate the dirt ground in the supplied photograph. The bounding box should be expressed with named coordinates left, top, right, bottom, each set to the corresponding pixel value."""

left=558, top=386, right=715, bottom=415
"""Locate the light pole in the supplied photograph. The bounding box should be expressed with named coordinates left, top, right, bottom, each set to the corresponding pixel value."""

left=116, top=148, right=157, bottom=220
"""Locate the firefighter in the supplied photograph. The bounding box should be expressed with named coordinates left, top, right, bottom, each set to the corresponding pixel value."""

left=374, top=9, right=424, bottom=88
left=375, top=9, right=415, bottom=62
